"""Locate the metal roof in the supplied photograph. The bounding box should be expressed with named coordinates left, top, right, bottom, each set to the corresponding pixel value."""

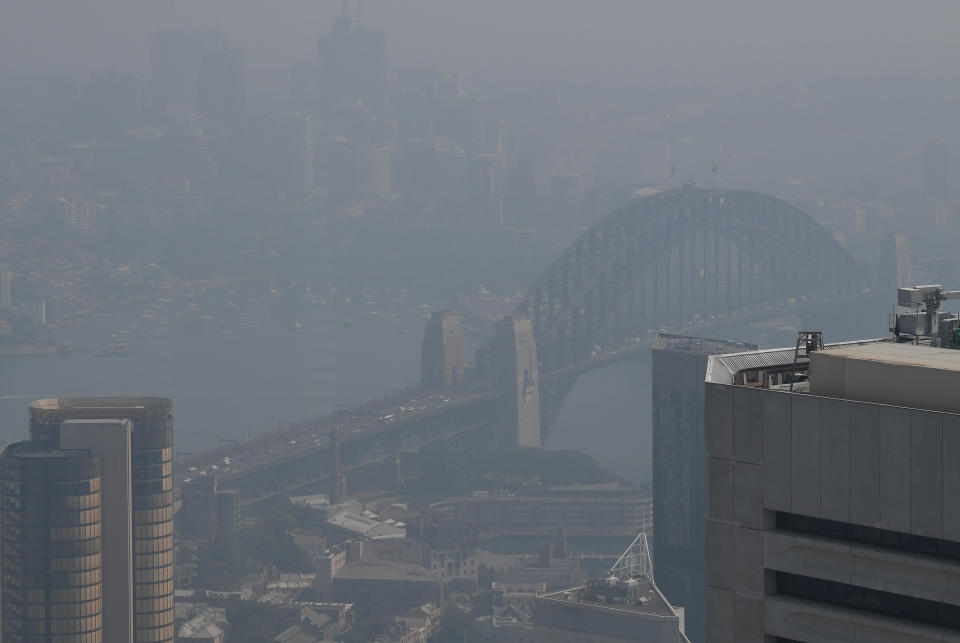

left=705, top=338, right=889, bottom=385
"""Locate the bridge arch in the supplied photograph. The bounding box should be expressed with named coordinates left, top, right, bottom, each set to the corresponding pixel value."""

left=515, top=188, right=869, bottom=372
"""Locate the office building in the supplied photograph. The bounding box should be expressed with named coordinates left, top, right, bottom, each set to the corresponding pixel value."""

left=27, top=397, right=175, bottom=643
left=318, top=17, right=388, bottom=127
left=151, top=30, right=228, bottom=115
left=651, top=333, right=755, bottom=643
left=534, top=534, right=689, bottom=642
left=704, top=336, right=960, bottom=641
left=1, top=265, right=11, bottom=309
left=197, top=47, right=245, bottom=123
left=1, top=443, right=105, bottom=642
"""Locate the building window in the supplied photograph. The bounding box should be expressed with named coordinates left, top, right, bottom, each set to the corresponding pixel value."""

left=776, top=512, right=960, bottom=563
left=776, top=572, right=960, bottom=632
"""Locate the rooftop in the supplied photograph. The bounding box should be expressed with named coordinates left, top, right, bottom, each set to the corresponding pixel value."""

left=334, top=556, right=440, bottom=584
left=328, top=511, right=406, bottom=540
left=29, top=396, right=172, bottom=422
left=653, top=332, right=757, bottom=355
left=705, top=338, right=887, bottom=385
left=538, top=579, right=677, bottom=618
left=815, top=341, right=960, bottom=371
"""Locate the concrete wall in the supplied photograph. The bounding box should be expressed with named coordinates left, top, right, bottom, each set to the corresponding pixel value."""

left=493, top=316, right=541, bottom=448
left=810, top=344, right=960, bottom=415
left=61, top=419, right=134, bottom=643
left=705, top=382, right=960, bottom=642
left=421, top=311, right=466, bottom=388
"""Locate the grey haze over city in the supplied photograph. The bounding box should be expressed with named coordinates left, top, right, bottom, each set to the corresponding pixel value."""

left=1, top=1, right=960, bottom=641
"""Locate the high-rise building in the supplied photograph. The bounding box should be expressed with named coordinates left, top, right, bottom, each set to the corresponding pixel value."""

left=1, top=265, right=11, bottom=309
left=318, top=17, right=388, bottom=129
left=651, top=333, right=755, bottom=643
left=1, top=443, right=105, bottom=642
left=26, top=397, right=175, bottom=643
left=197, top=47, right=245, bottom=123
left=704, top=338, right=960, bottom=642
left=151, top=30, right=228, bottom=116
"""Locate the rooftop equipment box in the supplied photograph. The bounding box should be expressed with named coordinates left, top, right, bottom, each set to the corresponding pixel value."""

left=809, top=342, right=960, bottom=414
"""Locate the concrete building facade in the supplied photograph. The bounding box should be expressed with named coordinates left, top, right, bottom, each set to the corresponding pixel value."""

left=705, top=341, right=960, bottom=642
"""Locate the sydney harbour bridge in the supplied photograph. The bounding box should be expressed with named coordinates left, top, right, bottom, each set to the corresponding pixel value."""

left=174, top=188, right=872, bottom=505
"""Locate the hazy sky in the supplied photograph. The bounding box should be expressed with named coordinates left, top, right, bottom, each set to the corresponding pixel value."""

left=3, top=1, right=958, bottom=90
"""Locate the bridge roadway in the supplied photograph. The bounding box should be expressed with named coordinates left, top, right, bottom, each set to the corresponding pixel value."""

left=177, top=288, right=877, bottom=506
left=175, top=388, right=505, bottom=505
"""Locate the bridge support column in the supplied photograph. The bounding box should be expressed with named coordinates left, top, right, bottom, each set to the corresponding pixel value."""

left=421, top=312, right=466, bottom=388
left=493, top=316, right=541, bottom=447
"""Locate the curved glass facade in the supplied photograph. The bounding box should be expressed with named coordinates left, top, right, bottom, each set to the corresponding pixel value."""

left=1, top=442, right=104, bottom=643
left=29, top=397, right=175, bottom=643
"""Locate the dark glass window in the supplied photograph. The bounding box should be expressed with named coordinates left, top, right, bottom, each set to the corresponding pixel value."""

left=777, top=572, right=960, bottom=632
left=776, top=512, right=960, bottom=563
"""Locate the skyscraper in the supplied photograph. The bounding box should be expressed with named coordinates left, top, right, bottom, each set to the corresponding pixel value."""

left=197, top=47, right=246, bottom=123
left=1, top=265, right=11, bottom=309
left=151, top=30, right=228, bottom=116
left=24, top=397, right=175, bottom=643
left=651, top=333, right=755, bottom=643
left=318, top=17, right=388, bottom=138
left=1, top=444, right=104, bottom=642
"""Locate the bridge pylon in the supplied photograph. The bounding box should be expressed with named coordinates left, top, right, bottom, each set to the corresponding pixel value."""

left=421, top=311, right=466, bottom=388
left=493, top=316, right=541, bottom=448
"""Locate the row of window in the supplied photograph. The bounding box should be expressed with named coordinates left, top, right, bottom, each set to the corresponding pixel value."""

left=135, top=506, right=173, bottom=523
left=136, top=535, right=173, bottom=554
left=50, top=614, right=102, bottom=635
left=48, top=569, right=103, bottom=589
left=133, top=478, right=173, bottom=495
left=133, top=447, right=173, bottom=466
left=133, top=579, right=173, bottom=599
left=1, top=552, right=101, bottom=574
left=133, top=491, right=173, bottom=510
left=134, top=522, right=172, bottom=539
left=133, top=622, right=175, bottom=643
left=777, top=572, right=960, bottom=632
left=48, top=507, right=102, bottom=528
left=50, top=598, right=102, bottom=619
left=50, top=524, right=102, bottom=542
left=137, top=594, right=173, bottom=613
left=134, top=610, right=173, bottom=629
left=50, top=552, right=101, bottom=573
left=50, top=585, right=103, bottom=603
left=776, top=512, right=960, bottom=563
left=136, top=551, right=173, bottom=569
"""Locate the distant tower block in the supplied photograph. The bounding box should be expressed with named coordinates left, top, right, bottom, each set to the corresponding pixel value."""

left=421, top=311, right=466, bottom=388
left=331, top=426, right=344, bottom=505
left=493, top=316, right=541, bottom=448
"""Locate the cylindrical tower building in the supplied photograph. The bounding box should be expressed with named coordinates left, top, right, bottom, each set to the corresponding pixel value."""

left=0, top=442, right=104, bottom=643
left=28, top=397, right=175, bottom=643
